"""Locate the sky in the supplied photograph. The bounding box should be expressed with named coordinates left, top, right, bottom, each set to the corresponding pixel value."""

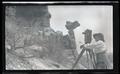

left=48, top=5, right=113, bottom=53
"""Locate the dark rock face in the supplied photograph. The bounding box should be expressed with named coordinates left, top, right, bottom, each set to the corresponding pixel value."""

left=5, top=6, right=86, bottom=70
left=16, top=6, right=51, bottom=28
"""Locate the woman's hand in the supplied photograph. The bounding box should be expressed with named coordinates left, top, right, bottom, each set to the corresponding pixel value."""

left=80, top=44, right=85, bottom=49
left=83, top=44, right=93, bottom=51
left=80, top=44, right=93, bottom=52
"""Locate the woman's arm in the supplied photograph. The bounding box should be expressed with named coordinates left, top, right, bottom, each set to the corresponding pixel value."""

left=84, top=41, right=102, bottom=49
left=84, top=40, right=107, bottom=53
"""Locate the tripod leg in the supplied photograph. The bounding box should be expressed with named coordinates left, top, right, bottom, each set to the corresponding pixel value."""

left=72, top=48, right=86, bottom=69
left=89, top=51, right=96, bottom=69
left=86, top=51, right=90, bottom=68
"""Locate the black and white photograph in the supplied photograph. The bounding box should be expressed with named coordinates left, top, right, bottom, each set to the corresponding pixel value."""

left=4, top=4, right=114, bottom=70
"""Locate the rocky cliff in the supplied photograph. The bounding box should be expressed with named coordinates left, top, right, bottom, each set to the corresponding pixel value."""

left=5, top=6, right=87, bottom=70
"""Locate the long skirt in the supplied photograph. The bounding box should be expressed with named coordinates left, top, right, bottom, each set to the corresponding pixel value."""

left=95, top=52, right=109, bottom=69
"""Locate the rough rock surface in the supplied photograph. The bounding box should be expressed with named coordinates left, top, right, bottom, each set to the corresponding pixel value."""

left=5, top=6, right=87, bottom=70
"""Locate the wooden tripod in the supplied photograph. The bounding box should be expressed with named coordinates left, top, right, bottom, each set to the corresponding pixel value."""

left=72, top=47, right=96, bottom=69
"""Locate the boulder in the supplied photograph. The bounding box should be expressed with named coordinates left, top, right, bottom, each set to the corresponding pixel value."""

left=65, top=21, right=80, bottom=30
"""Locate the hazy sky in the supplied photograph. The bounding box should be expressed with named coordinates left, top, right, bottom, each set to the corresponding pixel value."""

left=48, top=5, right=113, bottom=53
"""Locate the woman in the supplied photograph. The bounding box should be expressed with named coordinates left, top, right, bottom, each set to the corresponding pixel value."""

left=83, top=33, right=109, bottom=69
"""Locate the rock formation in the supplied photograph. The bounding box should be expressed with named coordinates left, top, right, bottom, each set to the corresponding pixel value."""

left=5, top=6, right=86, bottom=70
left=65, top=21, right=80, bottom=59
